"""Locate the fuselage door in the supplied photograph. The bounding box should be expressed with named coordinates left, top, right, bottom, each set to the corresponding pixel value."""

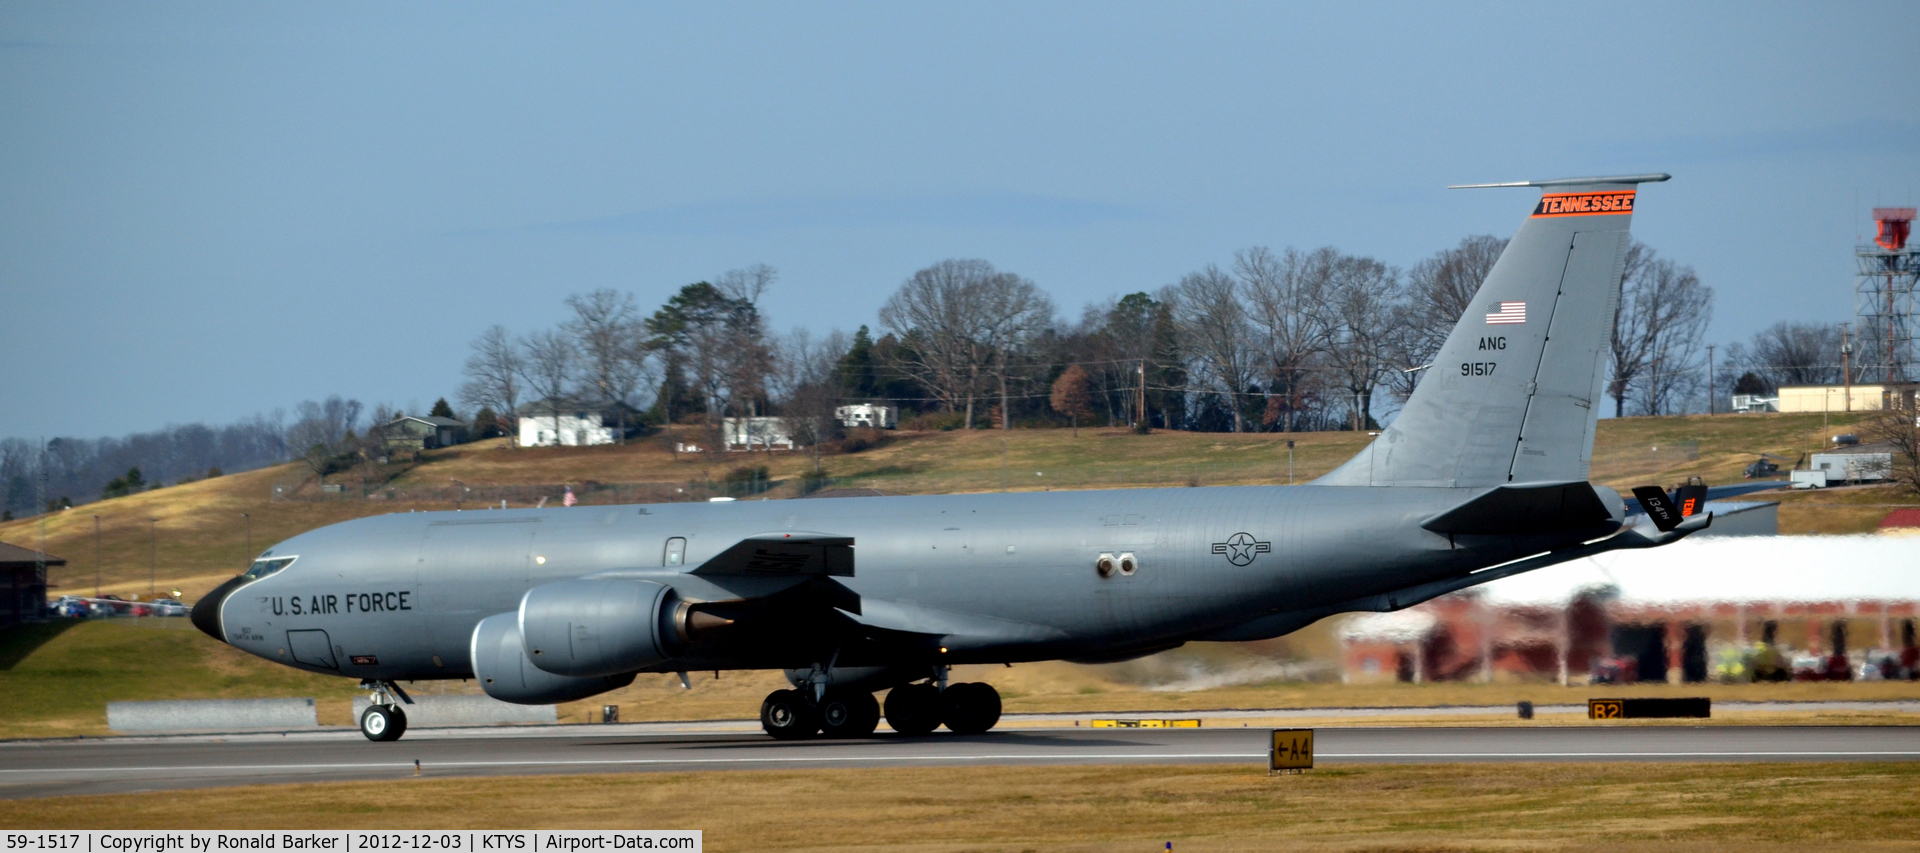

left=287, top=629, right=337, bottom=669
left=664, top=537, right=687, bottom=567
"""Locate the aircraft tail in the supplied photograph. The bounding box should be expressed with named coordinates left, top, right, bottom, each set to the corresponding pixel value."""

left=1318, top=174, right=1668, bottom=488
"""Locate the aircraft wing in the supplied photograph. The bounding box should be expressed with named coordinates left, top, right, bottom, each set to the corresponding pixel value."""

left=689, top=532, right=855, bottom=578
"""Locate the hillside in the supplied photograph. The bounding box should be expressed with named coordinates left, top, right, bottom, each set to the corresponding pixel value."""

left=0, top=411, right=1910, bottom=604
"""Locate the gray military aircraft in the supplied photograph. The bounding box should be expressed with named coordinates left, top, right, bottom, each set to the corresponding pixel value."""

left=194, top=173, right=1708, bottom=742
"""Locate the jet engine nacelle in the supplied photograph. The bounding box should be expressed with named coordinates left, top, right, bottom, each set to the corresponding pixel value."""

left=469, top=611, right=634, bottom=705
left=518, top=578, right=685, bottom=678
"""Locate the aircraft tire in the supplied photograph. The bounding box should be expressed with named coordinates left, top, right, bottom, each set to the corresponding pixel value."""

left=817, top=688, right=881, bottom=738
left=360, top=704, right=407, bottom=742
left=940, top=682, right=1001, bottom=735
left=760, top=689, right=820, bottom=740
left=882, top=683, right=941, bottom=736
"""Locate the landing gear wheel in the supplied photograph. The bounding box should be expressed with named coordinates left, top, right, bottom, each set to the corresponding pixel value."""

left=817, top=688, right=881, bottom=738
left=360, top=704, right=407, bottom=742
left=761, top=688, right=820, bottom=740
left=940, top=682, right=1001, bottom=734
left=883, top=683, right=942, bottom=735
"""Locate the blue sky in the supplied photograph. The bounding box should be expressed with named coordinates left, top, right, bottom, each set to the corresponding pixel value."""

left=3, top=2, right=1916, bottom=438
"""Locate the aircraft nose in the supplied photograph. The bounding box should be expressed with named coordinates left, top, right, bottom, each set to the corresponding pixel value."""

left=191, top=575, right=246, bottom=643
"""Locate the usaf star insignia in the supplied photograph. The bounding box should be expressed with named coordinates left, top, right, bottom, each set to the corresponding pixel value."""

left=1211, top=532, right=1271, bottom=566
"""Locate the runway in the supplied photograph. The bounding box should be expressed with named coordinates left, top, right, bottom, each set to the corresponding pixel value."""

left=4, top=724, right=1918, bottom=798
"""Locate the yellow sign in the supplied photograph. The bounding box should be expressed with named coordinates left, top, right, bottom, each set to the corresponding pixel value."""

left=1588, top=699, right=1625, bottom=719
left=1090, top=719, right=1201, bottom=728
left=1270, top=728, right=1314, bottom=773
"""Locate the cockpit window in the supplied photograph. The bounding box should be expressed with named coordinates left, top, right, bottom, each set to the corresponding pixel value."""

left=243, top=556, right=296, bottom=580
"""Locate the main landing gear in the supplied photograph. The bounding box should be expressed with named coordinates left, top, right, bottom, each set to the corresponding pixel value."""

left=760, top=678, right=1001, bottom=740
left=359, top=679, right=412, bottom=742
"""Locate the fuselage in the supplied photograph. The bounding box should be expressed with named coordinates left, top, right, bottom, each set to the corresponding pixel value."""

left=201, top=484, right=1611, bottom=682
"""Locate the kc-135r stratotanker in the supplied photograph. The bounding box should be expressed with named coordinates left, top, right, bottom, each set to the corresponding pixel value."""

left=194, top=174, right=1709, bottom=742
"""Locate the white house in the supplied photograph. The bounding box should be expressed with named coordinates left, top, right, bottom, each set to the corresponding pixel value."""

left=722, top=417, right=795, bottom=450
left=835, top=403, right=897, bottom=429
left=518, top=403, right=615, bottom=447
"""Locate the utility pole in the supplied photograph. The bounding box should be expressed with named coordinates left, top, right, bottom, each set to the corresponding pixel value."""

left=92, top=514, right=100, bottom=597
left=242, top=512, right=252, bottom=567
left=148, top=518, right=158, bottom=599
left=1137, top=360, right=1147, bottom=430
left=1287, top=440, right=1295, bottom=485
left=1706, top=345, right=1716, bottom=415
left=1841, top=323, right=1853, bottom=412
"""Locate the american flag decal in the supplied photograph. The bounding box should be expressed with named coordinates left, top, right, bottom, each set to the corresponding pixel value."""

left=1485, top=301, right=1526, bottom=325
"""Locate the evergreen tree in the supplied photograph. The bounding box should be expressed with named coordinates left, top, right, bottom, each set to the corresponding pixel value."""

left=429, top=398, right=456, bottom=419
left=473, top=406, right=500, bottom=438
left=836, top=326, right=878, bottom=400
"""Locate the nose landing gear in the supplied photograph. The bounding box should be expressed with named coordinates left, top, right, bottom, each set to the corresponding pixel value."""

left=358, top=679, right=413, bottom=742
left=359, top=703, right=407, bottom=742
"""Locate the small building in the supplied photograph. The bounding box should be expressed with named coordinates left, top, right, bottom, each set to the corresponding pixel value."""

left=1729, top=394, right=1779, bottom=413
left=371, top=415, right=469, bottom=451
left=518, top=401, right=616, bottom=447
left=1879, top=508, right=1920, bottom=536
left=0, top=541, right=61, bottom=627
left=836, top=404, right=898, bottom=429
left=722, top=417, right=795, bottom=450
left=1807, top=443, right=1895, bottom=484
left=1777, top=383, right=1919, bottom=414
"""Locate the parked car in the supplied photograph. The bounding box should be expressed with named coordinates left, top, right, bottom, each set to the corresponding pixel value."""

left=149, top=598, right=190, bottom=617
left=49, top=595, right=91, bottom=618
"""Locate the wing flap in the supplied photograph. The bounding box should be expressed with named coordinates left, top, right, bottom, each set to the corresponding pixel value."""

left=690, top=532, right=854, bottom=578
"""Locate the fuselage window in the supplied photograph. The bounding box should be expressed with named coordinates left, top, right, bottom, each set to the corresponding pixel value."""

left=243, top=556, right=297, bottom=580
left=664, top=537, right=687, bottom=567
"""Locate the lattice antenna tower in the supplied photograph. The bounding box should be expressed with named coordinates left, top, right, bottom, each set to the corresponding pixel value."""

left=1856, top=207, right=1918, bottom=384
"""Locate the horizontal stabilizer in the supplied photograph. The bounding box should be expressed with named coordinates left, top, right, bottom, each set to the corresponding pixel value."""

left=1449, top=174, right=1671, bottom=189
left=1422, top=481, right=1613, bottom=535
left=690, top=533, right=854, bottom=577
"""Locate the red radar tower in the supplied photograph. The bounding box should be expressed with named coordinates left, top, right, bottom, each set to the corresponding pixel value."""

left=1857, top=207, right=1920, bottom=386
left=1876, top=207, right=1915, bottom=251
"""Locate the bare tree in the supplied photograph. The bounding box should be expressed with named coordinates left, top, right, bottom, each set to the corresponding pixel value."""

left=459, top=325, right=525, bottom=445
left=1171, top=265, right=1256, bottom=433
left=976, top=271, right=1054, bottom=430
left=880, top=260, right=997, bottom=428
left=1322, top=254, right=1406, bottom=430
left=1239, top=246, right=1336, bottom=432
left=1863, top=403, right=1920, bottom=497
left=1051, top=365, right=1095, bottom=436
left=1740, top=321, right=1845, bottom=390
left=566, top=289, right=647, bottom=443
left=772, top=328, right=850, bottom=473
left=1610, top=244, right=1713, bottom=416
left=715, top=266, right=776, bottom=445
left=1405, top=235, right=1507, bottom=375
left=1609, top=242, right=1714, bottom=417
left=286, top=396, right=363, bottom=452
left=518, top=329, right=577, bottom=446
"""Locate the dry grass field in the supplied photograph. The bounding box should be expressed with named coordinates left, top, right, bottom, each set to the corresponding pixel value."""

left=3, top=762, right=1916, bottom=851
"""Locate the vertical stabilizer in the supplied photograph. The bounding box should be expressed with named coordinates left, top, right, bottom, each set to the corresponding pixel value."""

left=1318, top=174, right=1668, bottom=488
